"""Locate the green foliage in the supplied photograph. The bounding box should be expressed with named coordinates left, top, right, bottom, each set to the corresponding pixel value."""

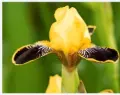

left=3, top=2, right=120, bottom=93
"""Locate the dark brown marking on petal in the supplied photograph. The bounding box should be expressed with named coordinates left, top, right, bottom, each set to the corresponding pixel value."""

left=88, top=26, right=96, bottom=36
left=88, top=27, right=94, bottom=34
left=14, top=47, right=29, bottom=62
left=78, top=46, right=118, bottom=62
left=13, top=45, right=52, bottom=64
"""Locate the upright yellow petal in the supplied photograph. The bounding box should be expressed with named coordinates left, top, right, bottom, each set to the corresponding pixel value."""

left=49, top=6, right=91, bottom=55
left=54, top=6, right=69, bottom=21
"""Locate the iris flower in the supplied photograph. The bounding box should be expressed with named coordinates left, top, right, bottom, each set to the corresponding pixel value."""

left=12, top=6, right=119, bottom=93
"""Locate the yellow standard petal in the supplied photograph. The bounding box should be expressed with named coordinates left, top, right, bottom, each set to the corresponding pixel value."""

left=46, top=75, right=62, bottom=93
left=49, top=6, right=91, bottom=55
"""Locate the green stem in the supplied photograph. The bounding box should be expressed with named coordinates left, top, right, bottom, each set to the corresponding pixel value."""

left=61, top=65, right=79, bottom=93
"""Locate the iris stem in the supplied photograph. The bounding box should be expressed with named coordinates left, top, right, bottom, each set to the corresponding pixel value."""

left=61, top=65, right=79, bottom=93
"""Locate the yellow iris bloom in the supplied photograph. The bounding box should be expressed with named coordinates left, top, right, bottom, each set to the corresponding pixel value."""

left=12, top=5, right=118, bottom=67
left=12, top=5, right=118, bottom=93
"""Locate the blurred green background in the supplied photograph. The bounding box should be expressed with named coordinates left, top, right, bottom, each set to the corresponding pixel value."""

left=3, top=2, right=120, bottom=93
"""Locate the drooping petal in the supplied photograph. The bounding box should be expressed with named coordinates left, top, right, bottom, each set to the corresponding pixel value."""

left=78, top=46, right=119, bottom=63
left=87, top=25, right=96, bottom=36
left=46, top=75, right=61, bottom=93
left=12, top=41, right=53, bottom=65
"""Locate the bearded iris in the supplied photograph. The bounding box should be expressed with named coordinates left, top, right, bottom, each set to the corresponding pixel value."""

left=12, top=6, right=119, bottom=93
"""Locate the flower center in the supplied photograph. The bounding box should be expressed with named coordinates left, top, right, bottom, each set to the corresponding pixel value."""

left=56, top=50, right=81, bottom=72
